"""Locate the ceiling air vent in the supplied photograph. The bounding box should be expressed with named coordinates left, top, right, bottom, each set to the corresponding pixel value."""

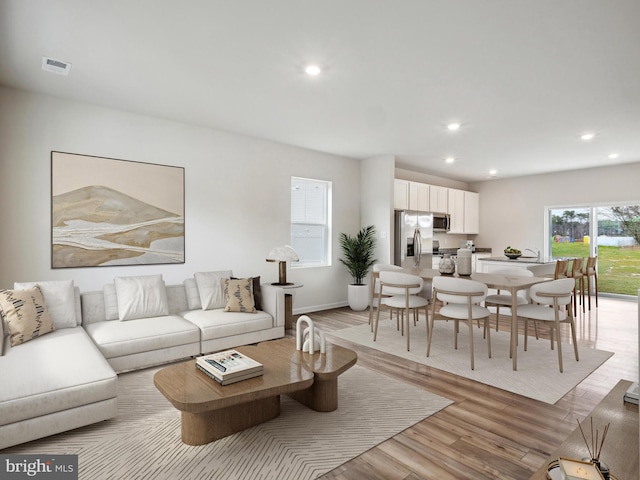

left=41, top=56, right=72, bottom=76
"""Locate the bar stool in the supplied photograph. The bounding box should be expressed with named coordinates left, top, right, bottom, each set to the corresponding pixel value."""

left=582, top=256, right=598, bottom=310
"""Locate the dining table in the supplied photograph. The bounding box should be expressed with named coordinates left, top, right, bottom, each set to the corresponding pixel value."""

left=403, top=267, right=552, bottom=371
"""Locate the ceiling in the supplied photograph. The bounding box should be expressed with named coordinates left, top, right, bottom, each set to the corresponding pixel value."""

left=1, top=0, right=639, bottom=182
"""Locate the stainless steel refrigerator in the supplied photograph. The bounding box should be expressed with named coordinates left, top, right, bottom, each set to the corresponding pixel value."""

left=394, top=210, right=434, bottom=268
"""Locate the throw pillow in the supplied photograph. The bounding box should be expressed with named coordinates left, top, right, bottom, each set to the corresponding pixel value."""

left=194, top=270, right=233, bottom=310
left=232, top=276, right=262, bottom=311
left=223, top=278, right=256, bottom=313
left=14, top=280, right=77, bottom=329
left=114, top=275, right=169, bottom=321
left=0, top=286, right=56, bottom=346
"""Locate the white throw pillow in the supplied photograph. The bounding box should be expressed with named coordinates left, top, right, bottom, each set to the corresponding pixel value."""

left=114, top=275, right=169, bottom=321
left=14, top=280, right=77, bottom=329
left=194, top=270, right=232, bottom=310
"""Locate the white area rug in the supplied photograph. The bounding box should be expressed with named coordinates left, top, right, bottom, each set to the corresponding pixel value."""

left=5, top=365, right=452, bottom=480
left=329, top=319, right=614, bottom=404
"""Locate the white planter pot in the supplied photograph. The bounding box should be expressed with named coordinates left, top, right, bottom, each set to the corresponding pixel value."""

left=348, top=284, right=369, bottom=311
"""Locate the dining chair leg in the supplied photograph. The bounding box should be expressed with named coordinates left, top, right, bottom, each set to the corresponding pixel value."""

left=373, top=297, right=382, bottom=342
left=555, top=320, right=564, bottom=373
left=485, top=318, right=491, bottom=359
left=405, top=305, right=410, bottom=351
left=454, top=320, right=459, bottom=350
left=524, top=318, right=529, bottom=351
left=468, top=320, right=475, bottom=370
left=570, top=319, right=579, bottom=361
left=495, top=306, right=500, bottom=331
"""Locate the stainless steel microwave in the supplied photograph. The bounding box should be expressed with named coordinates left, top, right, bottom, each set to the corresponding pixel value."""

left=433, top=213, right=450, bottom=232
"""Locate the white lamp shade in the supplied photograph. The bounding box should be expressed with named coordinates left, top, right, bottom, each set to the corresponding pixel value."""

left=266, top=245, right=299, bottom=262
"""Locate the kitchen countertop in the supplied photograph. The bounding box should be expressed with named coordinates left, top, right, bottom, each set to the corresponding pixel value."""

left=436, top=247, right=492, bottom=255
left=478, top=256, right=555, bottom=264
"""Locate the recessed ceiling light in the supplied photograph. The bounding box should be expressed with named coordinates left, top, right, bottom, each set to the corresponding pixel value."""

left=580, top=133, right=595, bottom=141
left=304, top=64, right=321, bottom=76
left=489, top=169, right=497, bottom=176
left=445, top=157, right=455, bottom=164
left=608, top=153, right=619, bottom=159
left=447, top=123, right=461, bottom=131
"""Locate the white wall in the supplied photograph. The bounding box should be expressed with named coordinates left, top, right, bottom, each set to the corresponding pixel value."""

left=471, top=162, right=640, bottom=255
left=361, top=155, right=396, bottom=266
left=0, top=87, right=361, bottom=312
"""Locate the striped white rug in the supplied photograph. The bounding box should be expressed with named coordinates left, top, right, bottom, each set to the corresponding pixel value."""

left=4, top=364, right=452, bottom=480
left=329, top=319, right=614, bottom=404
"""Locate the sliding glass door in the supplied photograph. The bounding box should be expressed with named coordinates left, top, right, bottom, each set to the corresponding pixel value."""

left=548, top=205, right=640, bottom=296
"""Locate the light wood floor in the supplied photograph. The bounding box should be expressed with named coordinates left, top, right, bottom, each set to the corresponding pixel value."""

left=288, top=296, right=639, bottom=480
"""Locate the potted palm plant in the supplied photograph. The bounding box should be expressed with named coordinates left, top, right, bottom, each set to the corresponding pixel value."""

left=339, top=225, right=377, bottom=311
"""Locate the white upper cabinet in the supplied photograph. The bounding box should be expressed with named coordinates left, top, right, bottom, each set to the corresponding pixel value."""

left=448, top=188, right=479, bottom=234
left=429, top=185, right=448, bottom=213
left=464, top=191, right=479, bottom=234
left=395, top=180, right=429, bottom=211
left=394, top=179, right=409, bottom=210
left=447, top=188, right=465, bottom=233
left=395, top=180, right=478, bottom=233
left=409, top=182, right=430, bottom=211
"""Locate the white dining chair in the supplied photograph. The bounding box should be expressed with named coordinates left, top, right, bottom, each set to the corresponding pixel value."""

left=368, top=263, right=403, bottom=331
left=429, top=276, right=491, bottom=370
left=516, top=278, right=579, bottom=373
left=373, top=271, right=429, bottom=351
left=484, top=267, right=534, bottom=334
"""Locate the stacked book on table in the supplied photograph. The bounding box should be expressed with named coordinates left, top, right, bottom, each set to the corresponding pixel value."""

left=623, top=382, right=639, bottom=404
left=196, top=349, right=263, bottom=385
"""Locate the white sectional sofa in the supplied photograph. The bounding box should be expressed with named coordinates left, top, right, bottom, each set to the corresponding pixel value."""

left=0, top=273, right=286, bottom=450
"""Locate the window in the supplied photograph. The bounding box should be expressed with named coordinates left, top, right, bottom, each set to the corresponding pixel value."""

left=547, top=204, right=640, bottom=296
left=291, top=177, right=332, bottom=267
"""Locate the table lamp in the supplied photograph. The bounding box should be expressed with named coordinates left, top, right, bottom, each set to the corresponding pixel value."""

left=266, top=245, right=299, bottom=285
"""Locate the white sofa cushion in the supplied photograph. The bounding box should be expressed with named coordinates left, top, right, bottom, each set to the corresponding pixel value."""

left=103, top=283, right=119, bottom=320
left=181, top=308, right=273, bottom=341
left=83, top=314, right=200, bottom=359
left=14, top=280, right=77, bottom=328
left=114, top=275, right=169, bottom=321
left=183, top=278, right=202, bottom=310
left=194, top=270, right=232, bottom=310
left=0, top=327, right=117, bottom=426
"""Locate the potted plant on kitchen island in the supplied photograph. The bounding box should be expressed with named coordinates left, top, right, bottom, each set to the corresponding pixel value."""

left=339, top=225, right=377, bottom=311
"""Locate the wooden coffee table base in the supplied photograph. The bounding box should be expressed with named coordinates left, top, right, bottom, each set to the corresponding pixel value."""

left=181, top=396, right=280, bottom=446
left=288, top=377, right=339, bottom=412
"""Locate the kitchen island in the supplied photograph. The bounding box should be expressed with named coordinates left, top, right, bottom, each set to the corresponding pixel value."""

left=477, top=256, right=556, bottom=276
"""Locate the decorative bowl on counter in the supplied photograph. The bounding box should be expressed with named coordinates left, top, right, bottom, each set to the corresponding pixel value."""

left=505, top=254, right=522, bottom=259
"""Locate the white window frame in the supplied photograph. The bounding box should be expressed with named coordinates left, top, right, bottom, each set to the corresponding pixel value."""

left=291, top=176, right=332, bottom=268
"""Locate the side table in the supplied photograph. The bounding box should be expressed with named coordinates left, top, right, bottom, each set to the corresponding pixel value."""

left=280, top=283, right=303, bottom=330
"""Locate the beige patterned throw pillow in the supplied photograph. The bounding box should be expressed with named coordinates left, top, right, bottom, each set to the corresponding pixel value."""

left=223, top=278, right=256, bottom=313
left=0, top=285, right=55, bottom=346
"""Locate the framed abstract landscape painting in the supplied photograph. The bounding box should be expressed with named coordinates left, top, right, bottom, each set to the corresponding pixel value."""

left=51, top=151, right=185, bottom=268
